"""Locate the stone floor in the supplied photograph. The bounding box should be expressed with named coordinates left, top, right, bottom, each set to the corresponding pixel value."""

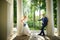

left=13, top=35, right=30, bottom=40
left=12, top=34, right=60, bottom=40
left=10, top=28, right=60, bottom=40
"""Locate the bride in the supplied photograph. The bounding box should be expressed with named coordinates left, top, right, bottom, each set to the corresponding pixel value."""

left=21, top=15, right=31, bottom=36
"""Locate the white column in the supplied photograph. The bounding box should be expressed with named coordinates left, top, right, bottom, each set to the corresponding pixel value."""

left=46, top=0, right=54, bottom=36
left=57, top=0, right=60, bottom=36
left=0, top=0, right=13, bottom=40
left=7, top=0, right=14, bottom=40
left=17, top=0, right=23, bottom=36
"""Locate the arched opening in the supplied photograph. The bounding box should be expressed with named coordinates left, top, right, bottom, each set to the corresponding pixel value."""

left=22, top=0, right=47, bottom=35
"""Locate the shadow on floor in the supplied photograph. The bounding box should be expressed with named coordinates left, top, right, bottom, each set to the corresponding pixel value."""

left=13, top=35, right=30, bottom=40
left=13, top=35, right=60, bottom=40
left=42, top=35, right=60, bottom=40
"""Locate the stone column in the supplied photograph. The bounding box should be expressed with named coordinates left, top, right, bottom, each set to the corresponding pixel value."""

left=46, top=0, right=54, bottom=36
left=7, top=0, right=14, bottom=40
left=57, top=0, right=60, bottom=36
left=0, top=0, right=13, bottom=40
left=17, top=0, right=23, bottom=36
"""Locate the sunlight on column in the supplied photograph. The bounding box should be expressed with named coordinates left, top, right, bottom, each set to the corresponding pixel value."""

left=54, top=28, right=58, bottom=36
left=10, top=33, right=17, bottom=40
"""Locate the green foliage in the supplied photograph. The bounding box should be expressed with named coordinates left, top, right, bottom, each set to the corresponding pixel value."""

left=40, top=0, right=46, bottom=10
left=13, top=0, right=57, bottom=29
left=14, top=0, right=17, bottom=23
left=53, top=0, right=57, bottom=28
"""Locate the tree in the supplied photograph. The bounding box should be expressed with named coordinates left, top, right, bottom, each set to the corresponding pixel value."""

left=22, top=0, right=57, bottom=30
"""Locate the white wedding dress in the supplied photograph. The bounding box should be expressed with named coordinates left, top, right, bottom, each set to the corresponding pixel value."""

left=22, top=20, right=31, bottom=36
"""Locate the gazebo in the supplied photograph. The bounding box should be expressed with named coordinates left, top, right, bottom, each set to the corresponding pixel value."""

left=0, top=0, right=60, bottom=40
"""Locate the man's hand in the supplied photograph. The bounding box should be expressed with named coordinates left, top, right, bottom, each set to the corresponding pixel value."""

left=38, top=19, right=42, bottom=21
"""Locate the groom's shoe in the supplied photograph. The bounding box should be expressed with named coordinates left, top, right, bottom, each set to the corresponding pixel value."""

left=38, top=34, right=41, bottom=35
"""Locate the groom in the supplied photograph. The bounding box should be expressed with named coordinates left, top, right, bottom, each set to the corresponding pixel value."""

left=38, top=13, right=48, bottom=36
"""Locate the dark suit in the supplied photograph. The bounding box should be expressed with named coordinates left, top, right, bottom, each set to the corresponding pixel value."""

left=38, top=17, right=48, bottom=36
